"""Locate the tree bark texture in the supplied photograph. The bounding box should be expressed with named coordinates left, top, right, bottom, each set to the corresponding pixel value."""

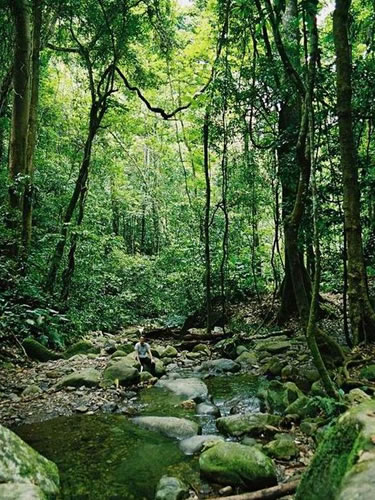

left=333, top=0, right=375, bottom=343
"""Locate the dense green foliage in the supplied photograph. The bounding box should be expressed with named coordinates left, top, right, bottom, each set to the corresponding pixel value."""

left=1, top=0, right=375, bottom=349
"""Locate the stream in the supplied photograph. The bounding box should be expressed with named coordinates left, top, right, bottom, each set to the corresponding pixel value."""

left=14, top=373, right=267, bottom=499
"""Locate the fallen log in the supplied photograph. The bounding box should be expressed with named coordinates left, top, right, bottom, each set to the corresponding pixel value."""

left=209, top=480, right=299, bottom=500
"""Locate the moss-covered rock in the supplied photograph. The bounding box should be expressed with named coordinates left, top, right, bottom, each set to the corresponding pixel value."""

left=110, top=350, right=127, bottom=358
left=216, top=412, right=282, bottom=437
left=255, top=340, right=292, bottom=354
left=161, top=346, right=178, bottom=358
left=0, top=424, right=59, bottom=498
left=285, top=396, right=318, bottom=419
left=199, top=442, right=277, bottom=489
left=235, top=351, right=258, bottom=367
left=64, top=340, right=99, bottom=359
left=258, top=380, right=303, bottom=414
left=155, top=475, right=189, bottom=500
left=264, top=434, right=298, bottom=460
left=102, top=360, right=140, bottom=387
left=296, top=400, right=375, bottom=500
left=23, top=338, right=61, bottom=362
left=56, top=368, right=101, bottom=389
left=192, top=343, right=211, bottom=355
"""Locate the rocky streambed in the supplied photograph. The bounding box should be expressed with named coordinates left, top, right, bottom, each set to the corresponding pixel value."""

left=2, top=326, right=375, bottom=498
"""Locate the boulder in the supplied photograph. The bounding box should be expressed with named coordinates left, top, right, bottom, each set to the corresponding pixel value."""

left=132, top=416, right=199, bottom=439
left=196, top=402, right=220, bottom=416
left=198, top=358, right=240, bottom=374
left=179, top=435, right=224, bottom=455
left=64, top=340, right=99, bottom=359
left=161, top=346, right=178, bottom=358
left=264, top=434, right=298, bottom=460
left=0, top=424, right=59, bottom=498
left=345, top=388, right=371, bottom=405
left=0, top=483, right=46, bottom=499
left=110, top=350, right=127, bottom=358
left=235, top=351, right=258, bottom=367
left=102, top=360, right=140, bottom=387
left=56, top=368, right=101, bottom=389
left=216, top=413, right=282, bottom=437
left=285, top=396, right=318, bottom=419
left=156, top=378, right=208, bottom=402
left=199, top=442, right=277, bottom=489
left=140, top=371, right=154, bottom=382
left=296, top=400, right=375, bottom=500
left=155, top=475, right=189, bottom=500
left=23, top=338, right=61, bottom=362
left=236, top=345, right=248, bottom=356
left=21, top=385, right=43, bottom=397
left=192, top=344, right=211, bottom=355
left=258, top=380, right=303, bottom=414
left=255, top=340, right=292, bottom=354
left=154, top=359, right=166, bottom=377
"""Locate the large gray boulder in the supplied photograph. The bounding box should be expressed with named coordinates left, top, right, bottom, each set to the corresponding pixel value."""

left=156, top=378, right=208, bottom=402
left=102, top=360, right=140, bottom=387
left=155, top=475, right=189, bottom=500
left=199, top=442, right=277, bottom=488
left=217, top=412, right=282, bottom=437
left=0, top=424, right=59, bottom=498
left=132, top=416, right=199, bottom=439
left=56, top=368, right=101, bottom=389
left=296, top=400, right=375, bottom=500
left=198, top=358, right=240, bottom=374
left=179, top=435, right=224, bottom=455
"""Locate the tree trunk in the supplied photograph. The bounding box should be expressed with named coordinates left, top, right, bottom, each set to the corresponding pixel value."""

left=7, top=0, right=32, bottom=255
left=203, top=111, right=212, bottom=333
left=45, top=104, right=100, bottom=292
left=22, top=0, right=42, bottom=255
left=333, top=0, right=375, bottom=344
left=275, top=0, right=312, bottom=322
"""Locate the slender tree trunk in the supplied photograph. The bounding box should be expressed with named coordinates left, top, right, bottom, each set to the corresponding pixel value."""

left=333, top=0, right=375, bottom=344
left=22, top=0, right=42, bottom=255
left=45, top=104, right=99, bottom=292
left=8, top=0, right=32, bottom=255
left=203, top=111, right=212, bottom=333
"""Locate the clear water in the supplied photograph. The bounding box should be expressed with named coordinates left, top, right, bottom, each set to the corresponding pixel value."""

left=13, top=373, right=265, bottom=499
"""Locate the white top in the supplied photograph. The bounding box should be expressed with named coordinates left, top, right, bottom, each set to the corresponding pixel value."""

left=135, top=342, right=150, bottom=358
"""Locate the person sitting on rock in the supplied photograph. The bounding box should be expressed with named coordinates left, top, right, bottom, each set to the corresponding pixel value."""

left=135, top=336, right=155, bottom=375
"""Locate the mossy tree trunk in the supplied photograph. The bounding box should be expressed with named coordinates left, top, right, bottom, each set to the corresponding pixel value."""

left=7, top=0, right=32, bottom=256
left=333, top=0, right=375, bottom=344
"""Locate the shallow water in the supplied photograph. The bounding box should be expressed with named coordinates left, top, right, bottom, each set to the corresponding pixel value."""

left=15, top=414, right=199, bottom=500
left=13, top=373, right=266, bottom=499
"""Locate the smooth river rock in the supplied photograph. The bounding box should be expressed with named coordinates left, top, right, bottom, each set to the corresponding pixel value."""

left=199, top=442, right=277, bottom=488
left=155, top=475, right=189, bottom=500
left=198, top=358, right=240, bottom=374
left=156, top=378, right=208, bottom=402
left=132, top=416, right=199, bottom=439
left=179, top=435, right=224, bottom=455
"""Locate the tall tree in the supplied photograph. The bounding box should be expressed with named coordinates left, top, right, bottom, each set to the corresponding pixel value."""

left=333, top=0, right=375, bottom=344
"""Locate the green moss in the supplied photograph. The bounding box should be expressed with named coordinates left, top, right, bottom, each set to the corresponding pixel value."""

left=23, top=338, right=62, bottom=362
left=295, top=402, right=375, bottom=500
left=64, top=340, right=99, bottom=359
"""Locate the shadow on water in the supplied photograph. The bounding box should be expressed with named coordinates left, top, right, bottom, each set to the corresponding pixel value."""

left=14, top=414, right=199, bottom=500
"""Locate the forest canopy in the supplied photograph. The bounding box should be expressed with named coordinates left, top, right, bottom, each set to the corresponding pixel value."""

left=1, top=0, right=375, bottom=358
